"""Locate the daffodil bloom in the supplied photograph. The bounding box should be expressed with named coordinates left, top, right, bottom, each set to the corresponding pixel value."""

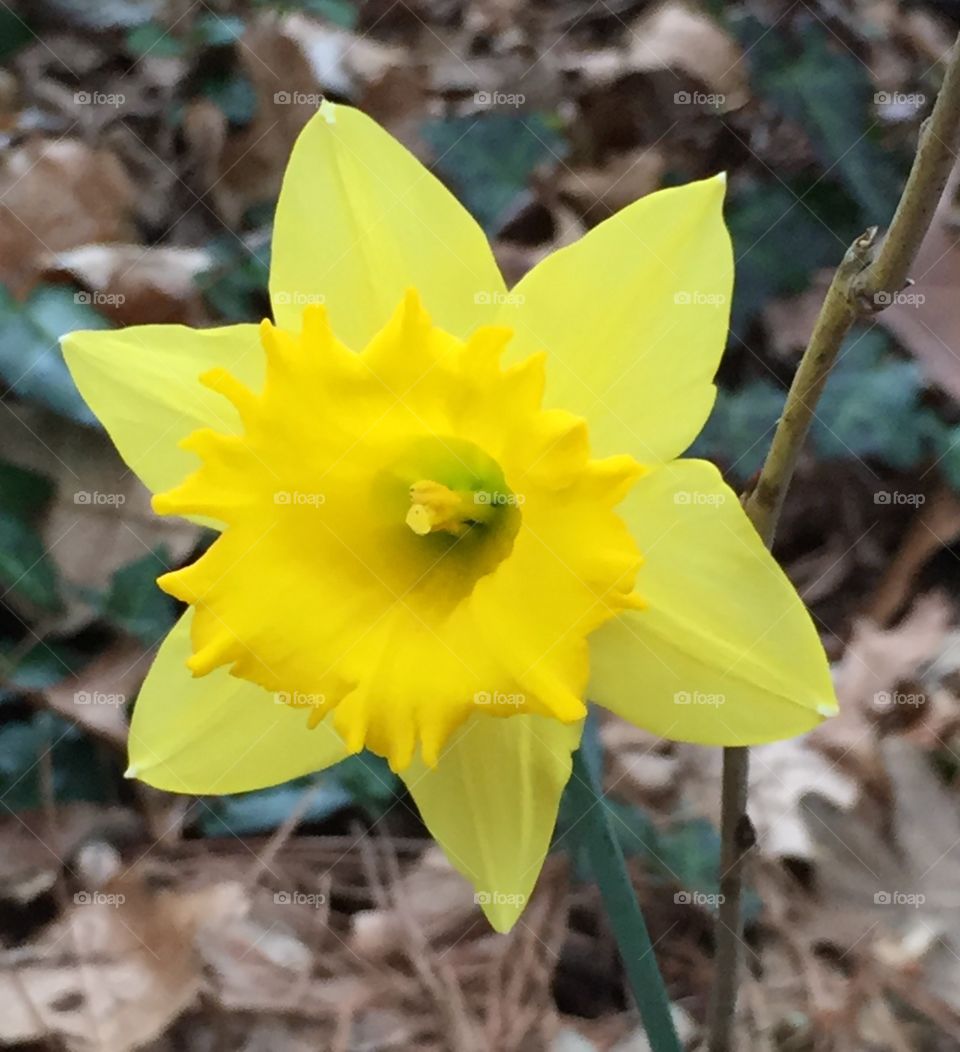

left=63, top=101, right=837, bottom=931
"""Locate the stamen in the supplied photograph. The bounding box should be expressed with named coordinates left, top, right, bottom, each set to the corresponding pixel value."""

left=405, top=479, right=495, bottom=537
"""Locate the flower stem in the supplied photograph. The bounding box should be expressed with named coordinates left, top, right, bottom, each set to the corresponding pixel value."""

left=708, top=29, right=960, bottom=1052
left=570, top=746, right=682, bottom=1052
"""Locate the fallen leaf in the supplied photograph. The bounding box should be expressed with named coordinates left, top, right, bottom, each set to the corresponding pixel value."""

left=0, top=404, right=200, bottom=634
left=0, top=139, right=135, bottom=297
left=820, top=593, right=953, bottom=769
left=557, top=148, right=667, bottom=226
left=211, top=14, right=404, bottom=226
left=0, top=803, right=139, bottom=905
left=627, top=2, right=750, bottom=111
left=43, top=244, right=215, bottom=327
left=745, top=739, right=858, bottom=861
left=601, top=717, right=680, bottom=801
left=866, top=487, right=960, bottom=625
left=351, top=846, right=478, bottom=956
left=880, top=166, right=960, bottom=402
left=0, top=874, right=246, bottom=1051
left=43, top=637, right=149, bottom=749
left=763, top=272, right=832, bottom=359
left=802, top=739, right=960, bottom=1013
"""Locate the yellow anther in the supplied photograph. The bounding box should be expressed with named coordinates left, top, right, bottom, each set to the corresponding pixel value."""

left=405, top=480, right=494, bottom=537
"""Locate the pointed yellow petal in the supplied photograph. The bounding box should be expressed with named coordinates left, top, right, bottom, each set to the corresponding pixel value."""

left=403, top=713, right=581, bottom=932
left=504, top=175, right=733, bottom=463
left=62, top=324, right=264, bottom=497
left=128, top=613, right=347, bottom=794
left=589, top=459, right=837, bottom=743
left=269, top=101, right=505, bottom=346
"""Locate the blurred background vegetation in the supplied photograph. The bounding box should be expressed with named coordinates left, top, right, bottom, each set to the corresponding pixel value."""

left=3, top=1, right=960, bottom=1048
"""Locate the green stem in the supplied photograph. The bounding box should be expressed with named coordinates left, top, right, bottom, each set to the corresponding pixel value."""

left=570, top=747, right=682, bottom=1052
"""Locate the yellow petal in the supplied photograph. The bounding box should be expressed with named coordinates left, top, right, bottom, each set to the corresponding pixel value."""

left=589, top=459, right=837, bottom=743
left=503, top=176, right=733, bottom=463
left=62, top=324, right=264, bottom=497
left=128, top=613, right=347, bottom=794
left=269, top=101, right=505, bottom=345
left=403, top=713, right=581, bottom=932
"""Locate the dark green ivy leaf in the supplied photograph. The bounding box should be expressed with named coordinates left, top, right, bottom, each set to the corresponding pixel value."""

left=694, top=329, right=941, bottom=481
left=0, top=460, right=62, bottom=613
left=732, top=14, right=908, bottom=225
left=0, top=284, right=111, bottom=425
left=96, top=549, right=178, bottom=646
left=198, top=751, right=401, bottom=835
left=421, top=113, right=566, bottom=234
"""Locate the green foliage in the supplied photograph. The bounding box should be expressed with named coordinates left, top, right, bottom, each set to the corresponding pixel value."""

left=200, top=70, right=258, bottom=125
left=0, top=7, right=34, bottom=61
left=59, top=0, right=160, bottom=30
left=0, top=284, right=109, bottom=425
left=723, top=10, right=911, bottom=336
left=194, top=12, right=245, bottom=47
left=0, top=640, right=88, bottom=694
left=421, top=114, right=566, bottom=233
left=695, top=329, right=942, bottom=481
left=202, top=235, right=271, bottom=321
left=124, top=21, right=186, bottom=58
left=730, top=14, right=909, bottom=225
left=691, top=376, right=784, bottom=480
left=936, top=429, right=960, bottom=492
left=198, top=752, right=401, bottom=834
left=251, top=0, right=358, bottom=29
left=303, top=0, right=359, bottom=27
left=558, top=724, right=758, bottom=917
left=814, top=331, right=939, bottom=468
left=0, top=460, right=54, bottom=518
left=726, top=179, right=860, bottom=337
left=94, top=549, right=179, bottom=646
left=0, top=461, right=62, bottom=613
left=0, top=712, right=115, bottom=810
left=125, top=12, right=245, bottom=58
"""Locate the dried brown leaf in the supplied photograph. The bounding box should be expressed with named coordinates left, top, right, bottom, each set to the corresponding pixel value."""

left=43, top=244, right=215, bottom=327
left=0, top=139, right=135, bottom=297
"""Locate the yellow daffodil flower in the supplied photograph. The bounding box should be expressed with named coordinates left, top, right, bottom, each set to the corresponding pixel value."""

left=62, top=101, right=837, bottom=931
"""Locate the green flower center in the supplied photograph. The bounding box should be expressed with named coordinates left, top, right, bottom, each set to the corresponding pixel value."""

left=376, top=435, right=521, bottom=606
